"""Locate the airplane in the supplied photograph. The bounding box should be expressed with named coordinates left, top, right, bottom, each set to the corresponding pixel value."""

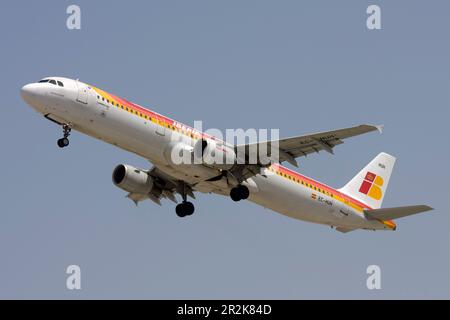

left=21, top=77, right=432, bottom=233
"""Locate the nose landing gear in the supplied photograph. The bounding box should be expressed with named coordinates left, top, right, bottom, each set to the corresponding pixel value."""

left=57, top=125, right=71, bottom=148
left=57, top=138, right=69, bottom=148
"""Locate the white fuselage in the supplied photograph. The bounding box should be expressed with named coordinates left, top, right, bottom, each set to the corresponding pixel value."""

left=21, top=77, right=391, bottom=231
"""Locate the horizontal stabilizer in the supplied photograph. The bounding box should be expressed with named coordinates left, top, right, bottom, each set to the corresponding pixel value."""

left=364, top=205, right=433, bottom=221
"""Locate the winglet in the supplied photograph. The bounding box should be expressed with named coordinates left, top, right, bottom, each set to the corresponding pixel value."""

left=374, top=124, right=384, bottom=134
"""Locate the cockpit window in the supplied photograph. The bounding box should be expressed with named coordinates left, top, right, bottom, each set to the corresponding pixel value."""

left=38, top=78, right=64, bottom=86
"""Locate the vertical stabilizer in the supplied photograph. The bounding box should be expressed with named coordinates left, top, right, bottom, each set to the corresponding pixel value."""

left=338, top=153, right=396, bottom=209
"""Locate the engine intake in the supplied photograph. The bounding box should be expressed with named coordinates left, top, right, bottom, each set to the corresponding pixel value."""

left=112, top=164, right=154, bottom=194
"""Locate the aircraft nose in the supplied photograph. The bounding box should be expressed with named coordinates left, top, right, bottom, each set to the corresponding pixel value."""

left=21, top=83, right=38, bottom=102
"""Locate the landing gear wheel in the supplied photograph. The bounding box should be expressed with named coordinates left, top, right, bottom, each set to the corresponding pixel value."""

left=57, top=125, right=72, bottom=148
left=57, top=138, right=70, bottom=148
left=175, top=201, right=195, bottom=217
left=57, top=139, right=65, bottom=148
left=230, top=188, right=241, bottom=202
left=62, top=138, right=69, bottom=147
left=237, top=185, right=249, bottom=200
left=230, top=185, right=250, bottom=201
left=176, top=181, right=195, bottom=217
left=184, top=201, right=195, bottom=216
left=176, top=203, right=186, bottom=217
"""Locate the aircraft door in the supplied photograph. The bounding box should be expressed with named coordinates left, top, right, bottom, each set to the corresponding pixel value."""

left=76, top=81, right=89, bottom=104
left=155, top=116, right=165, bottom=136
left=337, top=197, right=352, bottom=218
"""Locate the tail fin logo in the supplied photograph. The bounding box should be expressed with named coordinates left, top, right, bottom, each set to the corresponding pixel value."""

left=359, top=171, right=384, bottom=200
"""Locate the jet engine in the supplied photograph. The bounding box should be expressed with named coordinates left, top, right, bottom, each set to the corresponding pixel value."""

left=193, top=139, right=236, bottom=170
left=163, top=142, right=195, bottom=166
left=112, top=164, right=154, bottom=194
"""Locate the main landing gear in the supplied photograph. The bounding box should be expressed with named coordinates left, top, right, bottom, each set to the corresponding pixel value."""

left=230, top=185, right=250, bottom=202
left=175, top=181, right=195, bottom=217
left=57, top=125, right=71, bottom=148
left=176, top=201, right=194, bottom=217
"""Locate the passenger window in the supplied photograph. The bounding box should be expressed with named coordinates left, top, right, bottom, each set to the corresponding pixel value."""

left=49, top=80, right=57, bottom=85
left=57, top=81, right=64, bottom=87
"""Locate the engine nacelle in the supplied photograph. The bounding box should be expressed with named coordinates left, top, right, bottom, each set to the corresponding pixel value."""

left=193, top=139, right=236, bottom=170
left=112, top=164, right=154, bottom=194
left=163, top=142, right=227, bottom=179
left=163, top=142, right=195, bottom=166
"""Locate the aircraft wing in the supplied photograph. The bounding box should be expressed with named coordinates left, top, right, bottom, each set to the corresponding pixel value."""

left=236, top=124, right=383, bottom=167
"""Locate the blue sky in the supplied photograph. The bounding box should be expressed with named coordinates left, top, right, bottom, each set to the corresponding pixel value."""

left=0, top=0, right=448, bottom=298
